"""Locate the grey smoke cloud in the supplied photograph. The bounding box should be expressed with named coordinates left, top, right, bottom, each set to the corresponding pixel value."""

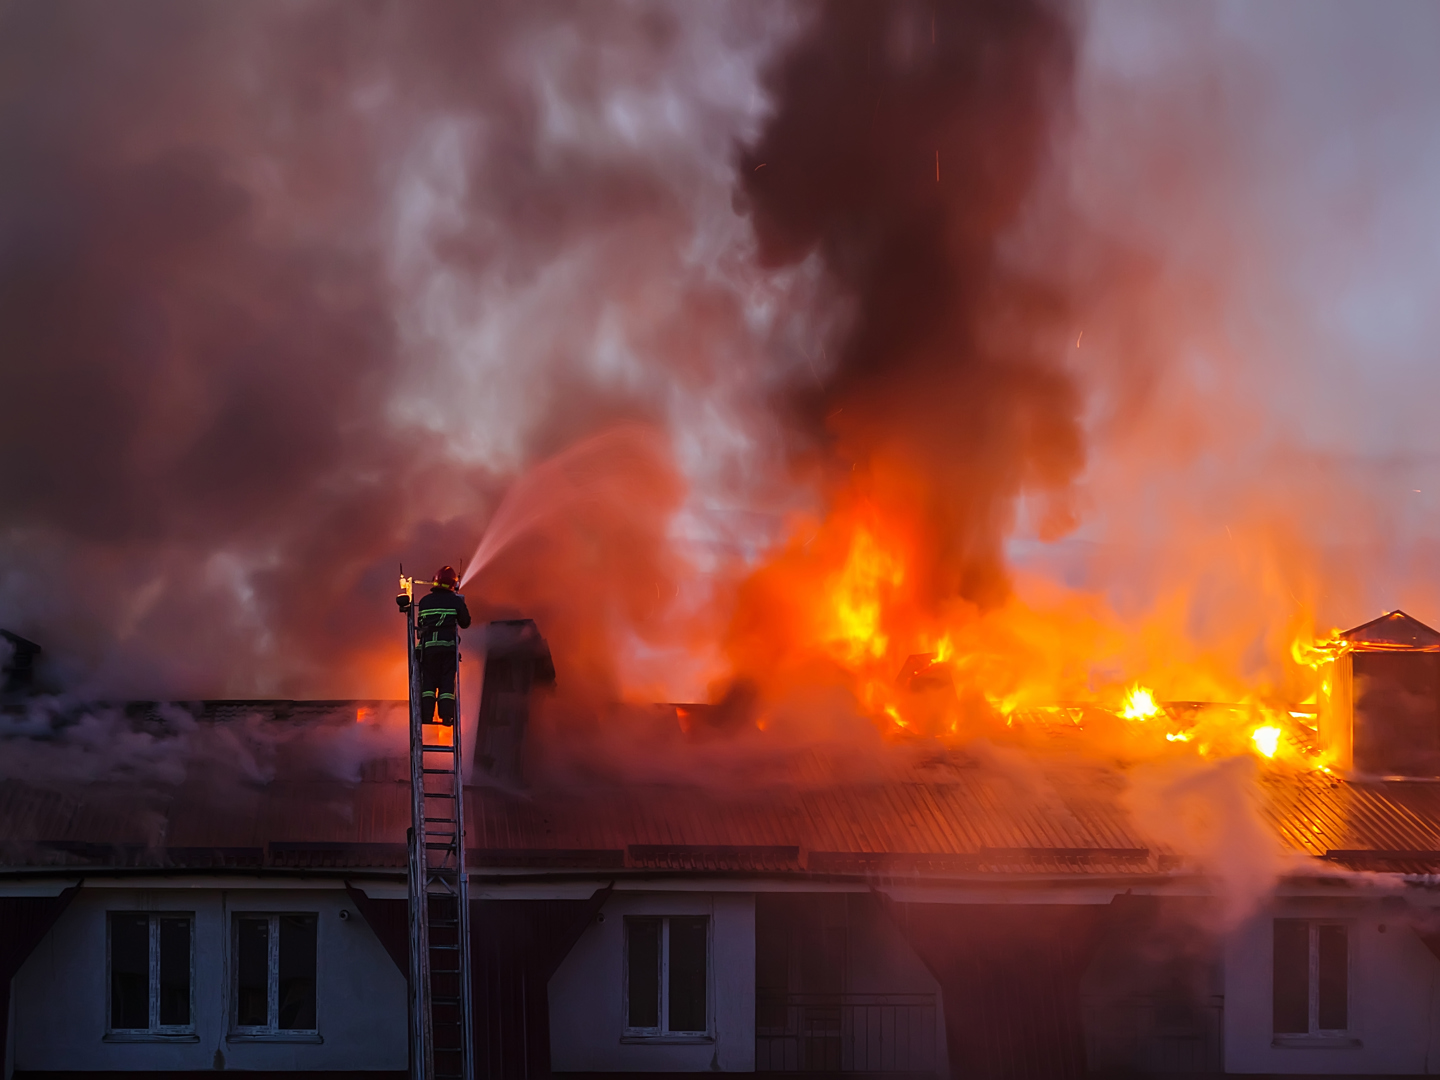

left=0, top=1, right=808, bottom=699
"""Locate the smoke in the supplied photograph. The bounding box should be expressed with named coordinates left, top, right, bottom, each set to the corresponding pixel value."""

left=1124, top=756, right=1293, bottom=927
left=0, top=698, right=404, bottom=791
left=6, top=0, right=1440, bottom=820
left=737, top=0, right=1082, bottom=612
left=1001, top=0, right=1440, bottom=697
left=0, top=1, right=804, bottom=700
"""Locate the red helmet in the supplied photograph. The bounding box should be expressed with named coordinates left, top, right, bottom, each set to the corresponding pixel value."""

left=434, top=566, right=459, bottom=589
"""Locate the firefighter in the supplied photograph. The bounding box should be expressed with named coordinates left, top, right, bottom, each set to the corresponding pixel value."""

left=415, top=566, right=471, bottom=725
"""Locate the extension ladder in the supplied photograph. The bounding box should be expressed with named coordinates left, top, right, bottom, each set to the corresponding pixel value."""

left=401, top=575, right=475, bottom=1080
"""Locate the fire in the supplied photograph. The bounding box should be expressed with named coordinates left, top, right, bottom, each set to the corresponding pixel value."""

left=720, top=489, right=1340, bottom=773
left=1251, top=725, right=1282, bottom=759
left=825, top=526, right=904, bottom=664
left=1291, top=629, right=1344, bottom=669
left=1119, top=683, right=1163, bottom=721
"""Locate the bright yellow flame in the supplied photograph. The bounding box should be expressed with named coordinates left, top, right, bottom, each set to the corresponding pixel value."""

left=827, top=527, right=904, bottom=663
left=883, top=705, right=908, bottom=729
left=1165, top=731, right=1191, bottom=742
left=1120, top=683, right=1163, bottom=721
left=1251, top=725, right=1282, bottom=758
left=1291, top=629, right=1344, bottom=670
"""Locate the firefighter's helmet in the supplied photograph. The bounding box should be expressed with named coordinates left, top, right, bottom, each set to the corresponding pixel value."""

left=434, top=565, right=459, bottom=590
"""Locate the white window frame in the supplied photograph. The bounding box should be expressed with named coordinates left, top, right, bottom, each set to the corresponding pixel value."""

left=622, top=915, right=712, bottom=1039
left=1274, top=918, right=1353, bottom=1039
left=229, top=912, right=320, bottom=1037
left=105, top=911, right=195, bottom=1036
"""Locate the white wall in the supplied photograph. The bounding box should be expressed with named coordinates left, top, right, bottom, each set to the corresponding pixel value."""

left=1224, top=896, right=1440, bottom=1074
left=549, top=891, right=756, bottom=1073
left=13, top=885, right=407, bottom=1073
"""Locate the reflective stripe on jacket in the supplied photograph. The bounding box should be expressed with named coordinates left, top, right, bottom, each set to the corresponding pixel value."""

left=416, top=586, right=472, bottom=649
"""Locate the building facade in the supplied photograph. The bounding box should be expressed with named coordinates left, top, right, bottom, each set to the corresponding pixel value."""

left=8, top=705, right=1440, bottom=1078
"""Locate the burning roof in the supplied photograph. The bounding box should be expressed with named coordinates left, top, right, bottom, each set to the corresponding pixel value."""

left=4, top=701, right=1440, bottom=884
left=1340, top=610, right=1440, bottom=650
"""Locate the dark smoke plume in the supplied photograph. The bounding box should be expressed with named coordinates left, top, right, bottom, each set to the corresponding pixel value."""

left=739, top=0, right=1082, bottom=609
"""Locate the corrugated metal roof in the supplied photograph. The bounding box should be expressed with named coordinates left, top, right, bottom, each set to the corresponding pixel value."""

left=1260, top=771, right=1440, bottom=870
left=1340, top=610, right=1440, bottom=649
left=7, top=722, right=1440, bottom=877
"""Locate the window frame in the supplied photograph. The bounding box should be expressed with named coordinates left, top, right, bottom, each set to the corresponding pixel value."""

left=622, top=914, right=712, bottom=1040
left=1272, top=918, right=1354, bottom=1043
left=229, top=912, right=320, bottom=1039
left=105, top=910, right=196, bottom=1038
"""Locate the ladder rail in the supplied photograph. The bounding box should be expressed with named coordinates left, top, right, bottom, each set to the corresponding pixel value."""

left=453, top=668, right=476, bottom=1080
left=404, top=575, right=474, bottom=1080
left=406, top=593, right=433, bottom=1080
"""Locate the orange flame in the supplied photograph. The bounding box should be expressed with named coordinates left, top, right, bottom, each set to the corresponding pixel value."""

left=824, top=526, right=904, bottom=664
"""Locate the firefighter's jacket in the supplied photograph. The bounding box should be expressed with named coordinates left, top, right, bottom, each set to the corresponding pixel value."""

left=416, top=586, right=472, bottom=650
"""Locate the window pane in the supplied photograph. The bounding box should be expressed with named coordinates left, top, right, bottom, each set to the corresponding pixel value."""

left=1317, top=925, right=1348, bottom=1031
left=278, top=915, right=318, bottom=1030
left=626, top=918, right=661, bottom=1029
left=1272, top=919, right=1310, bottom=1034
left=110, top=913, right=150, bottom=1030
left=236, top=917, right=270, bottom=1027
left=158, top=917, right=191, bottom=1027
left=668, top=916, right=708, bottom=1033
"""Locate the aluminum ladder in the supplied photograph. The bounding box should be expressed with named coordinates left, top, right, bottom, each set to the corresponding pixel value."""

left=401, top=574, right=475, bottom=1080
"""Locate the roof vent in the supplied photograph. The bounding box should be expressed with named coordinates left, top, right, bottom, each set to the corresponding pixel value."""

left=1327, top=611, right=1440, bottom=777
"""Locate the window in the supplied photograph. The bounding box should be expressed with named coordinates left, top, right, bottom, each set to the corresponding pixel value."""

left=107, top=912, right=194, bottom=1035
left=1273, top=919, right=1349, bottom=1036
left=232, top=914, right=318, bottom=1034
left=625, top=916, right=709, bottom=1036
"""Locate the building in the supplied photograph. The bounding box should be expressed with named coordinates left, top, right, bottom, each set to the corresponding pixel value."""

left=8, top=617, right=1440, bottom=1078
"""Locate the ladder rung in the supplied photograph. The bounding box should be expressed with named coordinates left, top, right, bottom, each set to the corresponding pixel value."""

left=420, top=744, right=456, bottom=752
left=423, top=791, right=456, bottom=798
left=431, top=943, right=461, bottom=950
left=421, top=768, right=455, bottom=774
left=424, top=816, right=456, bottom=824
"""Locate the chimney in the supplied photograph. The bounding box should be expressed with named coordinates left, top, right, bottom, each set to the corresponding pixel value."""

left=1, top=630, right=42, bottom=696
left=474, top=619, right=555, bottom=783
left=1324, top=610, right=1440, bottom=778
